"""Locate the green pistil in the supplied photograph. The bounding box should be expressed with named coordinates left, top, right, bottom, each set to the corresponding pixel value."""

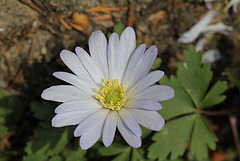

left=106, top=91, right=122, bottom=105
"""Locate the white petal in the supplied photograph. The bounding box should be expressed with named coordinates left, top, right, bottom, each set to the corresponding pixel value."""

left=205, top=0, right=213, bottom=10
left=202, top=49, right=221, bottom=63
left=41, top=85, right=91, bottom=102
left=125, top=99, right=162, bottom=111
left=102, top=111, right=118, bottom=147
left=80, top=117, right=105, bottom=150
left=108, top=33, right=122, bottom=81
left=53, top=72, right=96, bottom=95
left=224, top=0, right=240, bottom=13
left=233, top=2, right=239, bottom=13
left=118, top=108, right=142, bottom=137
left=121, top=44, right=146, bottom=89
left=195, top=36, right=208, bottom=51
left=74, top=108, right=109, bottom=137
left=203, top=23, right=233, bottom=34
left=120, top=27, right=136, bottom=75
left=129, top=109, right=165, bottom=131
left=52, top=109, right=98, bottom=127
left=127, top=70, right=164, bottom=98
left=89, top=30, right=109, bottom=79
left=55, top=99, right=101, bottom=113
left=117, top=116, right=141, bottom=148
left=75, top=47, right=105, bottom=84
left=126, top=45, right=158, bottom=89
left=60, top=50, right=94, bottom=83
left=133, top=85, right=175, bottom=101
left=178, top=11, right=217, bottom=43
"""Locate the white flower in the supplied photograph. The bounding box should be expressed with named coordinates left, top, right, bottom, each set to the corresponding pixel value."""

left=178, top=11, right=233, bottom=44
left=203, top=22, right=233, bottom=34
left=195, top=22, right=233, bottom=52
left=41, top=27, right=174, bottom=150
left=202, top=49, right=221, bottom=63
left=204, top=0, right=213, bottom=10
left=224, top=0, right=240, bottom=13
left=178, top=11, right=217, bottom=43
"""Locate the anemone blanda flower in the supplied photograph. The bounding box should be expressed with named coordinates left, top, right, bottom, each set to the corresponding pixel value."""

left=178, top=10, right=233, bottom=44
left=41, top=27, right=174, bottom=150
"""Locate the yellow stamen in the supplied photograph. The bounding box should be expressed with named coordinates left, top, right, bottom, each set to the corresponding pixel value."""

left=95, top=79, right=126, bottom=111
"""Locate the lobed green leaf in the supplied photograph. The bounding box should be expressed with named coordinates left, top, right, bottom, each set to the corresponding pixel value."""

left=159, top=76, right=195, bottom=120
left=148, top=115, right=195, bottom=160
left=30, top=101, right=54, bottom=123
left=177, top=62, right=212, bottom=108
left=65, top=148, right=86, bottom=161
left=24, top=102, right=73, bottom=160
left=132, top=149, right=147, bottom=161
left=201, top=81, right=228, bottom=108
left=189, top=114, right=218, bottom=160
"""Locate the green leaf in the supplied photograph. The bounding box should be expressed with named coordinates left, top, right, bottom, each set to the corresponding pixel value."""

left=148, top=115, right=195, bottom=160
left=30, top=101, right=55, bottom=127
left=0, top=89, right=23, bottom=122
left=49, top=155, right=63, bottom=161
left=112, top=147, right=131, bottom=161
left=225, top=69, right=240, bottom=90
left=0, top=123, right=8, bottom=136
left=141, top=126, right=152, bottom=139
left=183, top=45, right=202, bottom=69
left=189, top=114, right=218, bottom=160
left=23, top=153, right=47, bottom=161
left=177, top=46, right=213, bottom=107
left=159, top=76, right=195, bottom=120
left=201, top=81, right=228, bottom=108
left=132, top=149, right=147, bottom=161
left=150, top=46, right=227, bottom=161
left=171, top=159, right=184, bottom=161
left=151, top=58, right=162, bottom=70
left=113, top=23, right=125, bottom=37
left=0, top=151, right=9, bottom=161
left=25, top=127, right=71, bottom=156
left=65, top=148, right=86, bottom=161
left=25, top=102, right=72, bottom=159
left=0, top=88, right=11, bottom=98
left=99, top=143, right=127, bottom=156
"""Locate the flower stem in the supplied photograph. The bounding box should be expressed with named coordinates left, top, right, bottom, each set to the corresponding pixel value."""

left=199, top=110, right=229, bottom=116
left=229, top=114, right=240, bottom=161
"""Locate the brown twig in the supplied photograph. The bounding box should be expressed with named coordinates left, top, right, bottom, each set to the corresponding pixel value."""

left=0, top=134, right=12, bottom=150
left=32, top=0, right=45, bottom=9
left=6, top=22, right=42, bottom=51
left=200, top=110, right=229, bottom=116
left=1, top=50, right=12, bottom=87
left=86, top=5, right=121, bottom=14
left=174, top=2, right=189, bottom=10
left=0, top=33, right=8, bottom=45
left=229, top=114, right=240, bottom=161
left=7, top=40, right=33, bottom=90
left=127, top=0, right=137, bottom=27
left=60, top=15, right=72, bottom=30
left=19, top=0, right=44, bottom=14
left=14, top=44, right=24, bottom=54
left=92, top=14, right=111, bottom=21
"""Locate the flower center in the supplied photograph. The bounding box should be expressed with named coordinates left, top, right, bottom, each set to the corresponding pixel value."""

left=94, top=79, right=126, bottom=111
